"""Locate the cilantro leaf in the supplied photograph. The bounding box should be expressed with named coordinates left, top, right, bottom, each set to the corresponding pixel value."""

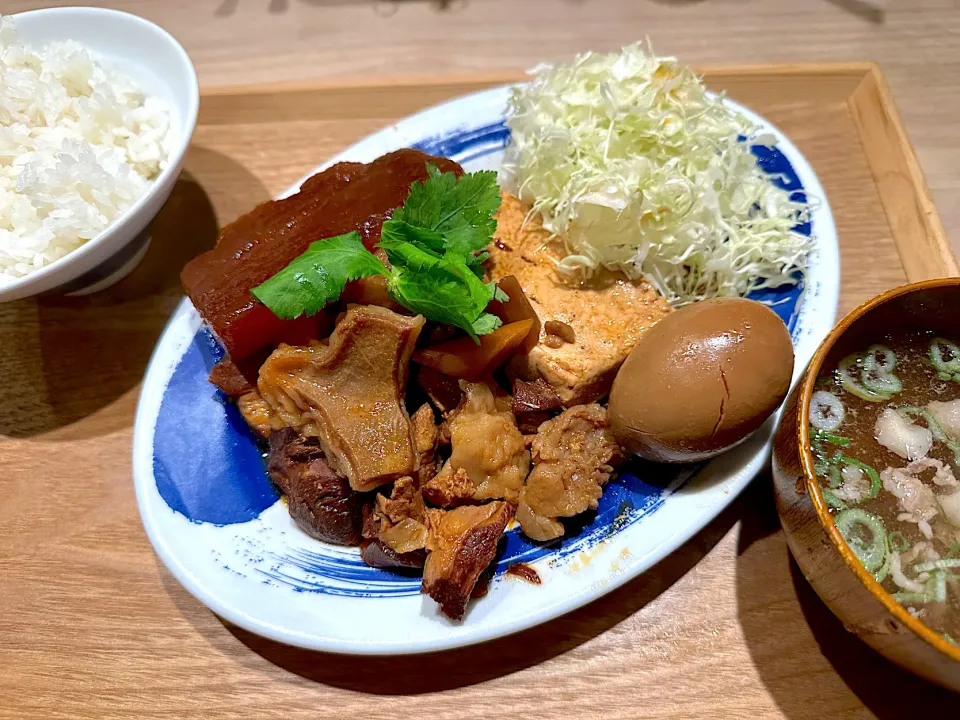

left=251, top=167, right=505, bottom=339
left=393, top=166, right=501, bottom=256
left=378, top=232, right=495, bottom=339
left=488, top=281, right=509, bottom=302
left=471, top=313, right=503, bottom=335
left=251, top=232, right=389, bottom=319
left=380, top=218, right=445, bottom=255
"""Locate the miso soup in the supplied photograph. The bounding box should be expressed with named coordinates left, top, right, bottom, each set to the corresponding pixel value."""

left=811, top=331, right=960, bottom=645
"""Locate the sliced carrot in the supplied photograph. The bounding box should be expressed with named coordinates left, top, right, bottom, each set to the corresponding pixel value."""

left=488, top=275, right=541, bottom=353
left=413, top=319, right=534, bottom=380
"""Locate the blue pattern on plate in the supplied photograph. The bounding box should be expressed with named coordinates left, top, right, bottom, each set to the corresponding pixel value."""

left=153, top=331, right=280, bottom=525
left=152, top=120, right=810, bottom=597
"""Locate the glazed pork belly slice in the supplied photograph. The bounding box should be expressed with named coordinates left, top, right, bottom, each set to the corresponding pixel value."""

left=517, top=404, right=626, bottom=542
left=422, top=501, right=513, bottom=620
left=267, top=427, right=363, bottom=545
left=488, top=193, right=672, bottom=406
left=258, top=305, right=425, bottom=492
left=181, top=149, right=461, bottom=360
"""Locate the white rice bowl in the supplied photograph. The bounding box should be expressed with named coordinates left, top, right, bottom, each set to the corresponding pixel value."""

left=0, top=14, right=172, bottom=286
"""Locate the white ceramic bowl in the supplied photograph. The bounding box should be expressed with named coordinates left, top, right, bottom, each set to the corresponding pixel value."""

left=0, top=7, right=199, bottom=301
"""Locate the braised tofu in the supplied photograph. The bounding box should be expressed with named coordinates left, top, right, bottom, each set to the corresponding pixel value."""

left=488, top=193, right=672, bottom=405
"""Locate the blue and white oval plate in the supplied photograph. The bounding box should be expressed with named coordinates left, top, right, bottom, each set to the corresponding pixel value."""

left=133, top=85, right=839, bottom=655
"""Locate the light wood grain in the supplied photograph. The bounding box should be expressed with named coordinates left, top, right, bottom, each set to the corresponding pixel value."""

left=848, top=66, right=959, bottom=281
left=1, top=65, right=957, bottom=719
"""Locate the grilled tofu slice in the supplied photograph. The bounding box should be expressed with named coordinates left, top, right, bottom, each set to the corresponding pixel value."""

left=488, top=193, right=671, bottom=406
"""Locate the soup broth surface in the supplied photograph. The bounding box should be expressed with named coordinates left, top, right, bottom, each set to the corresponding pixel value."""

left=812, top=329, right=960, bottom=645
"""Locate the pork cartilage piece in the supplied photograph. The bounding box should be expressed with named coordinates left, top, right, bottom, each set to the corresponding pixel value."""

left=258, top=305, right=425, bottom=492
left=422, top=501, right=513, bottom=620
left=181, top=149, right=460, bottom=360
left=266, top=427, right=363, bottom=545
left=423, top=381, right=530, bottom=505
left=517, top=404, right=625, bottom=541
left=488, top=193, right=672, bottom=405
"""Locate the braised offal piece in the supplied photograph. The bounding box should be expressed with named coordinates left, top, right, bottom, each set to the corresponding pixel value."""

left=236, top=390, right=284, bottom=439
left=360, top=539, right=427, bottom=570
left=423, top=501, right=513, bottom=620
left=267, top=428, right=363, bottom=545
left=517, top=404, right=625, bottom=541
left=512, top=378, right=563, bottom=414
left=364, top=476, right=430, bottom=556
left=423, top=381, right=530, bottom=505
left=181, top=149, right=461, bottom=359
left=258, top=305, right=425, bottom=492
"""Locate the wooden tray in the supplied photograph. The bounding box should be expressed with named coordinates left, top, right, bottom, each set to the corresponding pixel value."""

left=1, top=63, right=958, bottom=718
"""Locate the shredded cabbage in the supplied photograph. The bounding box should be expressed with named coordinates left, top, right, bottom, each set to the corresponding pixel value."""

left=500, top=43, right=813, bottom=306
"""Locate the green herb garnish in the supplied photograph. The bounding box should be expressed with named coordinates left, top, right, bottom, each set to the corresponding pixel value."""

left=250, top=232, right=388, bottom=320
left=250, top=165, right=504, bottom=340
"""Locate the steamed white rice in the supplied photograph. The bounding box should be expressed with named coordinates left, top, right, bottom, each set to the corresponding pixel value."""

left=0, top=14, right=172, bottom=286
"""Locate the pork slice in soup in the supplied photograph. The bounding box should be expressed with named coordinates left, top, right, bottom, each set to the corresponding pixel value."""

left=811, top=331, right=960, bottom=646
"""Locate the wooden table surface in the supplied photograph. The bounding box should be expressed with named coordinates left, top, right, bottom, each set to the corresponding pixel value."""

left=3, top=1, right=960, bottom=718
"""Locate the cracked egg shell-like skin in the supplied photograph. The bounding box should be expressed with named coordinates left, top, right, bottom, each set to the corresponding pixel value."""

left=608, top=297, right=794, bottom=463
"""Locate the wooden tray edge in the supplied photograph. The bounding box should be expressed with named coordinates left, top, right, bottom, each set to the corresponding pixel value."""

left=847, top=64, right=958, bottom=282
left=199, top=61, right=876, bottom=99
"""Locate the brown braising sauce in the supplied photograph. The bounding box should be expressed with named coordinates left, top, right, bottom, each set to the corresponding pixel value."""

left=505, top=562, right=541, bottom=585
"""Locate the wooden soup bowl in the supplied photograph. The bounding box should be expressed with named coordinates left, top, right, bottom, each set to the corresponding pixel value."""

left=773, top=278, right=960, bottom=691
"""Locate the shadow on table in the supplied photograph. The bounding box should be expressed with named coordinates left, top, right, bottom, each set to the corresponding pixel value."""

left=735, top=474, right=954, bottom=719
left=165, top=493, right=743, bottom=694
left=0, top=147, right=266, bottom=441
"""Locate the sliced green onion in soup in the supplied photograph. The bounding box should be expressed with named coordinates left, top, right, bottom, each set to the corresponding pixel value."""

left=912, top=558, right=960, bottom=573
left=860, top=345, right=902, bottom=394
left=888, top=531, right=910, bottom=553
left=861, top=365, right=903, bottom=395
left=873, top=551, right=890, bottom=584
left=932, top=572, right=948, bottom=603
left=930, top=337, right=960, bottom=376
left=818, top=454, right=880, bottom=508
left=946, top=540, right=960, bottom=559
left=864, top=344, right=897, bottom=373
left=834, top=508, right=887, bottom=573
left=810, top=391, right=845, bottom=432
left=839, top=457, right=881, bottom=501
left=838, top=354, right=891, bottom=402
left=811, top=430, right=849, bottom=484
left=893, top=590, right=933, bottom=604
left=822, top=489, right=844, bottom=509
